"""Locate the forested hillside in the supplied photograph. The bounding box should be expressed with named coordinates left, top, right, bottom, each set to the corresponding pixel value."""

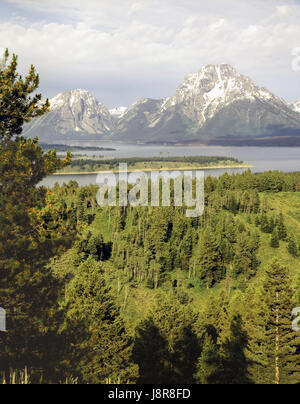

left=37, top=170, right=300, bottom=384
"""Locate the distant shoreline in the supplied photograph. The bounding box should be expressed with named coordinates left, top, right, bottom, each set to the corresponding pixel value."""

left=53, top=164, right=253, bottom=176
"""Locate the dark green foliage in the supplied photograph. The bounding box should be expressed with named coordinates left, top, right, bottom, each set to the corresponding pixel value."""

left=64, top=258, right=138, bottom=384
left=216, top=316, right=253, bottom=384
left=270, top=228, right=280, bottom=249
left=195, top=334, right=222, bottom=384
left=133, top=294, right=199, bottom=384
left=245, top=261, right=300, bottom=384
left=287, top=235, right=298, bottom=257
left=36, top=173, right=300, bottom=384
left=209, top=316, right=252, bottom=385
left=69, top=155, right=242, bottom=171
left=2, top=66, right=300, bottom=389
left=260, top=213, right=272, bottom=233
left=39, top=173, right=300, bottom=384
left=233, top=232, right=259, bottom=280
left=76, top=231, right=112, bottom=261
left=0, top=51, right=72, bottom=380
left=196, top=232, right=224, bottom=289
left=277, top=213, right=287, bottom=241
left=0, top=49, right=49, bottom=143
left=133, top=318, right=169, bottom=383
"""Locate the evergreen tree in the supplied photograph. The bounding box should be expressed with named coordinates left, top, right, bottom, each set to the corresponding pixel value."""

left=216, top=315, right=252, bottom=384
left=254, top=215, right=261, bottom=227
left=269, top=217, right=276, bottom=233
left=64, top=258, right=138, bottom=384
left=253, top=190, right=260, bottom=213
left=270, top=228, right=280, bottom=249
left=0, top=49, right=49, bottom=143
left=251, top=229, right=261, bottom=250
left=196, top=232, right=224, bottom=289
left=277, top=213, right=287, bottom=241
left=260, top=214, right=271, bottom=233
left=244, top=261, right=300, bottom=384
left=287, top=235, right=298, bottom=257
left=194, top=334, right=222, bottom=384
left=233, top=233, right=258, bottom=280
left=134, top=293, right=199, bottom=384
left=0, top=50, right=72, bottom=380
left=196, top=297, right=252, bottom=384
left=133, top=318, right=169, bottom=383
left=233, top=235, right=252, bottom=280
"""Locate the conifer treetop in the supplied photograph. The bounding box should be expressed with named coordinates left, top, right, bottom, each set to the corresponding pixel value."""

left=0, top=49, right=50, bottom=143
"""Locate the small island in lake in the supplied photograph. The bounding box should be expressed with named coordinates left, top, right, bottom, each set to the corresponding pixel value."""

left=41, top=143, right=116, bottom=152
left=54, top=156, right=252, bottom=175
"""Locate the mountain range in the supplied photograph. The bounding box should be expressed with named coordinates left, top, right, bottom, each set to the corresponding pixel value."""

left=23, top=64, right=300, bottom=145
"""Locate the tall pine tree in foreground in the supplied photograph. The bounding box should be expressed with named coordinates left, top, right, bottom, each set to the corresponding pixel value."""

left=216, top=315, right=252, bottom=384
left=196, top=292, right=253, bottom=384
left=0, top=49, right=49, bottom=143
left=64, top=258, right=138, bottom=384
left=133, top=293, right=199, bottom=384
left=195, top=334, right=222, bottom=384
left=244, top=261, right=300, bottom=384
left=0, top=49, right=72, bottom=380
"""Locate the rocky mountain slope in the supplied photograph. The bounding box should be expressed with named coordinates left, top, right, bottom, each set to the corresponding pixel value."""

left=113, top=64, right=300, bottom=143
left=23, top=89, right=115, bottom=142
left=23, top=65, right=300, bottom=145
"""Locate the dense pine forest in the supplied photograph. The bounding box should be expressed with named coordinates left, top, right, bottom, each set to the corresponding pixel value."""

left=0, top=50, right=300, bottom=385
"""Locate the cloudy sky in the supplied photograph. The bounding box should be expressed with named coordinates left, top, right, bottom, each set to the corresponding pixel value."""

left=0, top=0, right=300, bottom=108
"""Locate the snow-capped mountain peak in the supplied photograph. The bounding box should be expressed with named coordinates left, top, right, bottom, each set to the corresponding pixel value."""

left=160, top=64, right=289, bottom=126
left=23, top=89, right=115, bottom=141
left=109, top=106, right=128, bottom=119
left=23, top=64, right=300, bottom=144
left=114, top=64, right=300, bottom=143
left=291, top=100, right=300, bottom=114
left=50, top=89, right=105, bottom=111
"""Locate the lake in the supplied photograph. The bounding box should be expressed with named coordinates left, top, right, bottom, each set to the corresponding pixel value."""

left=40, top=143, right=300, bottom=187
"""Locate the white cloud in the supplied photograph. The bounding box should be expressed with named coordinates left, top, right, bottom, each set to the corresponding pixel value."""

left=128, top=2, right=146, bottom=16
left=276, top=5, right=292, bottom=17
left=1, top=0, right=300, bottom=106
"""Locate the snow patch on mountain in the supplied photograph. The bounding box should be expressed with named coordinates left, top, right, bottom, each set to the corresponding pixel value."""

left=291, top=101, right=300, bottom=114
left=109, top=106, right=128, bottom=119
left=158, top=64, right=292, bottom=128
left=23, top=89, right=115, bottom=141
left=23, top=65, right=300, bottom=144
